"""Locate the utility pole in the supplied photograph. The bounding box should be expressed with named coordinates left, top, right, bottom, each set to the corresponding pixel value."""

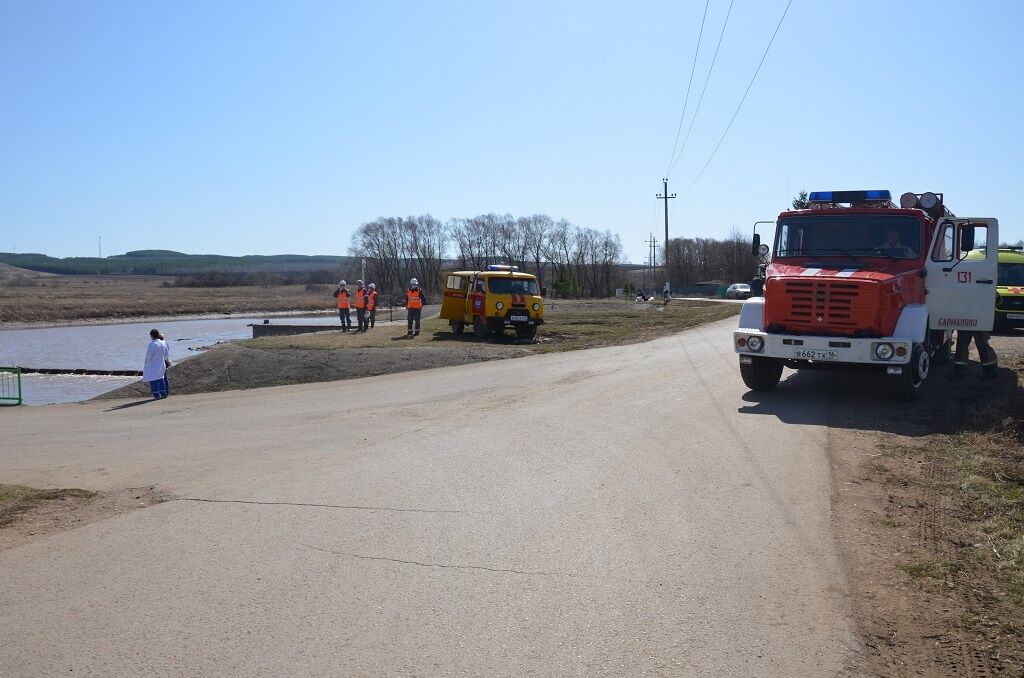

left=656, top=178, right=676, bottom=280
left=98, top=236, right=102, bottom=259
left=644, top=234, right=658, bottom=293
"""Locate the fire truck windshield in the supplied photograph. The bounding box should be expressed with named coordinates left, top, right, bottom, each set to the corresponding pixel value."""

left=775, top=214, right=921, bottom=260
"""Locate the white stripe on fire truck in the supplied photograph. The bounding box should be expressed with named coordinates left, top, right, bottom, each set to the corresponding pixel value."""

left=800, top=268, right=821, bottom=276
left=835, top=269, right=858, bottom=278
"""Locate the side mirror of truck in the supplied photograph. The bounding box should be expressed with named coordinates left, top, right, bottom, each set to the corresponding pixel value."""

left=751, top=233, right=761, bottom=257
left=960, top=224, right=976, bottom=253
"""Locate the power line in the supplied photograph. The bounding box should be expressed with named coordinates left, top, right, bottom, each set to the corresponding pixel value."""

left=679, top=0, right=793, bottom=195
left=667, top=0, right=735, bottom=176
left=664, top=0, right=710, bottom=177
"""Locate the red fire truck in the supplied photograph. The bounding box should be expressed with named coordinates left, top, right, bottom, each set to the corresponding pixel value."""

left=734, top=189, right=998, bottom=400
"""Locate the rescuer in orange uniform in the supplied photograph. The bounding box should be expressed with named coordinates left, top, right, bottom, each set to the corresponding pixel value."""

left=333, top=280, right=352, bottom=332
left=354, top=280, right=368, bottom=332
left=367, top=283, right=378, bottom=329
left=405, top=277, right=428, bottom=337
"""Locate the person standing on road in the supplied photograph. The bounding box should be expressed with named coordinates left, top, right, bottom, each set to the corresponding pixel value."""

left=354, top=280, right=368, bottom=332
left=405, top=277, right=428, bottom=337
left=334, top=280, right=352, bottom=332
left=951, top=330, right=998, bottom=380
left=367, top=283, right=378, bottom=329
left=143, top=328, right=170, bottom=399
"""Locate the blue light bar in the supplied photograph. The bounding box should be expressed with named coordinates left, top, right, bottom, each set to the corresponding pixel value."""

left=808, top=190, right=891, bottom=203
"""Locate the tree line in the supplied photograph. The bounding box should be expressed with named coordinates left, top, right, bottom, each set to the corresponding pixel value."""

left=348, top=214, right=625, bottom=298
left=663, top=228, right=756, bottom=287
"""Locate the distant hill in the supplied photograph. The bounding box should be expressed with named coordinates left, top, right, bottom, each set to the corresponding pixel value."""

left=0, top=252, right=355, bottom=276
left=0, top=262, right=51, bottom=281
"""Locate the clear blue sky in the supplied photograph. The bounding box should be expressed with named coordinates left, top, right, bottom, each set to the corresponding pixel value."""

left=2, top=0, right=1022, bottom=264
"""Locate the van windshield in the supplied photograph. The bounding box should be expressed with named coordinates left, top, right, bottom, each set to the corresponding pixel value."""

left=488, top=277, right=538, bottom=295
left=775, top=214, right=922, bottom=260
left=998, top=262, right=1024, bottom=285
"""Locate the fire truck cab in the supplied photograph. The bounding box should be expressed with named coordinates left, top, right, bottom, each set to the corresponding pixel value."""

left=734, top=189, right=999, bottom=400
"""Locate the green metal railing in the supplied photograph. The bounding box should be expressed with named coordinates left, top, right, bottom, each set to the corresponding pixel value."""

left=0, top=367, right=23, bottom=406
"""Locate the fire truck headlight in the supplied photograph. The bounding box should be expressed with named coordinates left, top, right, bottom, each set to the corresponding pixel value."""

left=758, top=244, right=770, bottom=256
left=874, top=343, right=894, bottom=360
left=533, top=303, right=540, bottom=311
left=900, top=192, right=919, bottom=208
left=496, top=302, right=504, bottom=310
left=746, top=335, right=764, bottom=352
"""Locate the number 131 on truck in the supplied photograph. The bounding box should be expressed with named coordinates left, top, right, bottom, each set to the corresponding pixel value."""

left=734, top=189, right=998, bottom=400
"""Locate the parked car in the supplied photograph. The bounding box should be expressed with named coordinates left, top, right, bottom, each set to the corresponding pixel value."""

left=726, top=283, right=751, bottom=299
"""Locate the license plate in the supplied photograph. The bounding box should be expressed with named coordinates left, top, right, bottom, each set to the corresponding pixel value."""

left=793, top=349, right=839, bottom=361
left=510, top=315, right=528, bottom=322
left=1007, top=314, right=1024, bottom=320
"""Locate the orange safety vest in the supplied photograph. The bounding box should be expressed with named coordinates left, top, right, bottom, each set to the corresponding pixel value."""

left=406, top=289, right=423, bottom=309
left=354, top=288, right=367, bottom=309
left=336, top=288, right=351, bottom=309
left=367, top=290, right=377, bottom=311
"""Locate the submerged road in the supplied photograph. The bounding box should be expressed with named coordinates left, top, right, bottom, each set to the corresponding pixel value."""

left=0, top=318, right=855, bottom=676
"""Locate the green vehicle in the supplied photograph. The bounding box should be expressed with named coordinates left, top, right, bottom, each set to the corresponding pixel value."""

left=994, top=247, right=1024, bottom=330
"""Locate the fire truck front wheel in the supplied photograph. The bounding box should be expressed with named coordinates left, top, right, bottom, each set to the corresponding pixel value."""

left=739, top=356, right=783, bottom=391
left=886, top=344, right=929, bottom=401
left=452, top=321, right=465, bottom=336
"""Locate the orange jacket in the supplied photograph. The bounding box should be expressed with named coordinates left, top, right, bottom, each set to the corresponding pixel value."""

left=336, top=288, right=351, bottom=309
left=354, top=288, right=367, bottom=309
left=367, top=290, right=377, bottom=311
left=406, top=288, right=425, bottom=309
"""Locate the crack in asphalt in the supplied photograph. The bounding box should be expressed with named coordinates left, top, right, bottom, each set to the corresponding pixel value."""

left=302, top=544, right=569, bottom=577
left=180, top=498, right=465, bottom=514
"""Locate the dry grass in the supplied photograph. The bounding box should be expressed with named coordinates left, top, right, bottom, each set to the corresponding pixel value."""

left=244, top=300, right=740, bottom=354
left=0, top=275, right=336, bottom=323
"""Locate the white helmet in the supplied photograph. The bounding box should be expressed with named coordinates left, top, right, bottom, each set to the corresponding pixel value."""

left=339, top=280, right=346, bottom=286
left=410, top=277, right=418, bottom=286
left=368, top=283, right=376, bottom=289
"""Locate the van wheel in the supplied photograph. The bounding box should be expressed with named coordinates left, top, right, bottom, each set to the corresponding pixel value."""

left=473, top=316, right=489, bottom=339
left=739, top=357, right=783, bottom=391
left=452, top=321, right=465, bottom=336
left=515, top=325, right=537, bottom=340
left=887, top=343, right=929, bottom=400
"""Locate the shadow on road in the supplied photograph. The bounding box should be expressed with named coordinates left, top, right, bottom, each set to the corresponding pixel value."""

left=737, top=361, right=1022, bottom=438
left=103, top=399, right=156, bottom=412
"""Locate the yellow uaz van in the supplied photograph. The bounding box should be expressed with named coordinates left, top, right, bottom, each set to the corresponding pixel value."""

left=439, top=265, right=544, bottom=339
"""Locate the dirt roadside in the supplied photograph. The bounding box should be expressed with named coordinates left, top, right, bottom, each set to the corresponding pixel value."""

left=828, top=334, right=1024, bottom=675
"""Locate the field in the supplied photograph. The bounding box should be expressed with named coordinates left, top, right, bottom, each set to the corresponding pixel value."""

left=0, top=272, right=342, bottom=324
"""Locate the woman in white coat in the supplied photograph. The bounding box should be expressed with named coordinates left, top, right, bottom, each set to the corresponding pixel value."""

left=143, top=328, right=171, bottom=399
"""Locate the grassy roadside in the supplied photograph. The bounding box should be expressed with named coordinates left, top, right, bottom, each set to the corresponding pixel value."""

left=836, top=345, right=1024, bottom=674
left=244, top=300, right=740, bottom=354
left=0, top=484, right=96, bottom=527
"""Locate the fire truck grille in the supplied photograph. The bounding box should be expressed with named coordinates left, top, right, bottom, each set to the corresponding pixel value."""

left=779, top=280, right=867, bottom=330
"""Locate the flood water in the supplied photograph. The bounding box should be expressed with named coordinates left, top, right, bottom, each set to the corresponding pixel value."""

left=0, top=313, right=340, bottom=405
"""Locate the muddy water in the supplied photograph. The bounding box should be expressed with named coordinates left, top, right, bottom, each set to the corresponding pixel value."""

left=0, top=314, right=341, bottom=405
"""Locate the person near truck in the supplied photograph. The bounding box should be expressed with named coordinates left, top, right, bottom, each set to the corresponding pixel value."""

left=367, top=283, right=378, bottom=329
left=143, top=328, right=170, bottom=399
left=334, top=280, right=352, bottom=332
left=951, top=330, right=998, bottom=380
left=354, top=280, right=368, bottom=332
left=405, top=277, right=428, bottom=337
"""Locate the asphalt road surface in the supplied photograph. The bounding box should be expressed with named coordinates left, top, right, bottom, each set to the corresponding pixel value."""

left=0, top=318, right=855, bottom=676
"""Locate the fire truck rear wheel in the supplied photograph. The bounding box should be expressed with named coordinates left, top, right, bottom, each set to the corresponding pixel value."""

left=886, top=343, right=929, bottom=401
left=452, top=321, right=465, bottom=336
left=739, top=356, right=783, bottom=391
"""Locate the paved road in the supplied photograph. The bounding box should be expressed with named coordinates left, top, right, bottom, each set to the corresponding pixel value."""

left=0, top=318, right=855, bottom=676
